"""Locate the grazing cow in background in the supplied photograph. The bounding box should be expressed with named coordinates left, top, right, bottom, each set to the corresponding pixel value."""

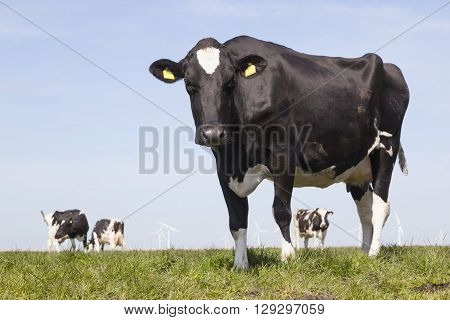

left=88, top=219, right=125, bottom=252
left=294, top=208, right=333, bottom=249
left=149, top=35, right=409, bottom=268
left=41, top=209, right=89, bottom=251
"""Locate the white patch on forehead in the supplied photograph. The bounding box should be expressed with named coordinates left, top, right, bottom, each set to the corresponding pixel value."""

left=196, top=47, right=220, bottom=74
left=317, top=208, right=328, bottom=216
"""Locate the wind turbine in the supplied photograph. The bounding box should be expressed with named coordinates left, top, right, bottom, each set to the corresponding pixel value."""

left=159, top=223, right=180, bottom=249
left=217, top=231, right=231, bottom=248
left=149, top=224, right=165, bottom=249
left=394, top=212, right=405, bottom=245
left=436, top=228, right=445, bottom=245
left=253, top=221, right=278, bottom=247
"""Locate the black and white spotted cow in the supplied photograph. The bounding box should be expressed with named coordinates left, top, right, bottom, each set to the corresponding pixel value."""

left=294, top=208, right=333, bottom=249
left=149, top=35, right=409, bottom=268
left=41, top=209, right=89, bottom=251
left=87, top=219, right=125, bottom=252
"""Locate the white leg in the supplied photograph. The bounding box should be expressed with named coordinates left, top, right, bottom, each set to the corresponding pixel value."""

left=355, top=189, right=390, bottom=255
left=355, top=190, right=374, bottom=253
left=94, top=239, right=100, bottom=253
left=369, top=193, right=390, bottom=256
left=231, top=229, right=248, bottom=269
left=319, top=230, right=326, bottom=250
left=294, top=226, right=301, bottom=249
left=281, top=237, right=295, bottom=261
left=54, top=240, right=60, bottom=253
left=304, top=237, right=309, bottom=249
left=70, top=238, right=76, bottom=251
left=47, top=238, right=53, bottom=252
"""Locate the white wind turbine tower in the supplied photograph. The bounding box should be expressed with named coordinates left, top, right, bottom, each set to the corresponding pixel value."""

left=394, top=212, right=405, bottom=245
left=217, top=231, right=231, bottom=248
left=436, top=228, right=445, bottom=245
left=149, top=224, right=165, bottom=249
left=253, top=221, right=278, bottom=247
left=159, top=223, right=180, bottom=249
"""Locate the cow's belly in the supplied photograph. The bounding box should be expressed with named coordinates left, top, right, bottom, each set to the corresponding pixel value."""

left=227, top=157, right=372, bottom=197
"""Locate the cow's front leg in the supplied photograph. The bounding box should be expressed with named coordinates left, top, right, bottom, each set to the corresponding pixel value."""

left=295, top=230, right=301, bottom=249
left=304, top=237, right=309, bottom=249
left=272, top=175, right=295, bottom=261
left=70, top=238, right=76, bottom=251
left=319, top=230, right=326, bottom=250
left=217, top=172, right=249, bottom=269
left=47, top=238, right=53, bottom=252
left=54, top=240, right=60, bottom=253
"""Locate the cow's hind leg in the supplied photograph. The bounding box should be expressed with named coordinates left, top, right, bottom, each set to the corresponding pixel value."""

left=348, top=136, right=399, bottom=255
left=367, top=134, right=399, bottom=256
left=82, top=234, right=88, bottom=252
left=348, top=184, right=374, bottom=253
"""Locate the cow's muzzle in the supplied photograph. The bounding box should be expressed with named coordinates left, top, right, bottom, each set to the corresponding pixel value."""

left=197, top=125, right=228, bottom=147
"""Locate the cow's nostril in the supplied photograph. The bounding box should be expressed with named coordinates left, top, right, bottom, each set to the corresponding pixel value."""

left=200, top=126, right=226, bottom=146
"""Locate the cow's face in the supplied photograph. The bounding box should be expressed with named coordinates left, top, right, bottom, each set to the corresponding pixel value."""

left=315, top=209, right=333, bottom=229
left=55, top=218, right=73, bottom=240
left=150, top=38, right=267, bottom=147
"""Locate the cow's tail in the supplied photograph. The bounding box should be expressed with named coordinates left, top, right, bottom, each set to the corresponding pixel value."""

left=398, top=142, right=408, bottom=175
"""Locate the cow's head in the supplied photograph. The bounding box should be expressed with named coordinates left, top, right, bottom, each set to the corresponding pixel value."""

left=150, top=37, right=267, bottom=147
left=312, top=208, right=333, bottom=230
left=55, top=218, right=73, bottom=240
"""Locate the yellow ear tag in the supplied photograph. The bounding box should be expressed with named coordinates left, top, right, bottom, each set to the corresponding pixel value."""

left=163, top=67, right=175, bottom=80
left=244, top=63, right=256, bottom=77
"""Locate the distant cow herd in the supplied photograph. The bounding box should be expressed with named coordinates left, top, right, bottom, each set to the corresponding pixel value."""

left=40, top=209, right=125, bottom=252
left=40, top=207, right=332, bottom=252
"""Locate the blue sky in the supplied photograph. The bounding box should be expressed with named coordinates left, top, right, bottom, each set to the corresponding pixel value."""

left=0, top=0, right=449, bottom=250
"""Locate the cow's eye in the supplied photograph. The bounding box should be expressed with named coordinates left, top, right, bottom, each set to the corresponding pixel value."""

left=223, top=77, right=235, bottom=92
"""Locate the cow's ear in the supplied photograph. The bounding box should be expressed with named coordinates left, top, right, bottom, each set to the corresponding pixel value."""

left=236, top=54, right=267, bottom=78
left=327, top=211, right=334, bottom=216
left=149, top=59, right=184, bottom=83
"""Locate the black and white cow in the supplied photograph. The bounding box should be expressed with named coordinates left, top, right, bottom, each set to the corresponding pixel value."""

left=41, top=209, right=89, bottom=251
left=294, top=208, right=333, bottom=249
left=149, top=36, right=409, bottom=268
left=87, top=219, right=125, bottom=252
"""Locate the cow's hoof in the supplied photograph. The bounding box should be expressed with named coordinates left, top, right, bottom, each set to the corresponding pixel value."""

left=233, top=259, right=249, bottom=270
left=281, top=240, right=295, bottom=262
left=368, top=242, right=381, bottom=256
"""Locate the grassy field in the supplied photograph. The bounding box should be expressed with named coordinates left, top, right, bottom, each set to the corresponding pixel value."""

left=0, top=246, right=448, bottom=299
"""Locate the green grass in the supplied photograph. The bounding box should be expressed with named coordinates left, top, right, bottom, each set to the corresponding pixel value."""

left=0, top=246, right=448, bottom=299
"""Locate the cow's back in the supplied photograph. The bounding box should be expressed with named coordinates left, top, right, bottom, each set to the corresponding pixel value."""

left=225, top=36, right=385, bottom=174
